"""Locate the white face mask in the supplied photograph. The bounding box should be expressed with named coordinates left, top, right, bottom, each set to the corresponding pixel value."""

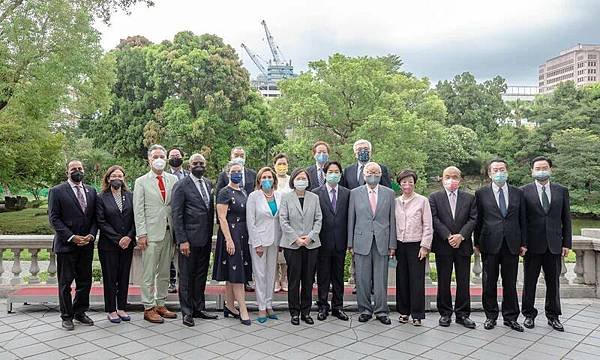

left=152, top=158, right=166, bottom=171
left=294, top=179, right=308, bottom=190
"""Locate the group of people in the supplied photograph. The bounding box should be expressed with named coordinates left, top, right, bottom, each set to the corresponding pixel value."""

left=48, top=139, right=571, bottom=334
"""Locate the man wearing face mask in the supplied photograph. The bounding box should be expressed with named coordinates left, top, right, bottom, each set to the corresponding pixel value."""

left=348, top=162, right=396, bottom=325
left=521, top=156, right=571, bottom=332
left=340, top=139, right=392, bottom=190
left=307, top=141, right=331, bottom=191
left=215, top=147, right=257, bottom=196
left=167, top=147, right=187, bottom=293
left=474, top=159, right=527, bottom=332
left=312, top=161, right=350, bottom=321
left=133, top=144, right=179, bottom=323
left=48, top=160, right=98, bottom=330
left=171, top=154, right=218, bottom=326
left=429, top=166, right=477, bottom=329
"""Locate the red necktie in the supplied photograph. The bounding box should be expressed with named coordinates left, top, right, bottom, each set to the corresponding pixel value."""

left=157, top=175, right=166, bottom=202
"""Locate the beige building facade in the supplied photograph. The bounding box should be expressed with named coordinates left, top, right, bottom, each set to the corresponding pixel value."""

left=539, top=44, right=600, bottom=94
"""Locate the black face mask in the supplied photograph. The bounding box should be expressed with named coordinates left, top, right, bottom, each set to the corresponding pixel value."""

left=109, top=179, right=123, bottom=190
left=169, top=158, right=183, bottom=168
left=191, top=166, right=206, bottom=178
left=70, top=170, right=84, bottom=183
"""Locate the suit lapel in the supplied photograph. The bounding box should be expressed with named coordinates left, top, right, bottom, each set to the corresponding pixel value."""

left=362, top=186, right=375, bottom=218
left=486, top=185, right=502, bottom=217
left=292, top=192, right=304, bottom=215
left=440, top=191, right=454, bottom=222
left=64, top=183, right=85, bottom=214
left=320, top=186, right=335, bottom=215
left=549, top=183, right=558, bottom=213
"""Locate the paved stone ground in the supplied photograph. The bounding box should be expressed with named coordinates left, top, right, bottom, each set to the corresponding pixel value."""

left=0, top=299, right=599, bottom=360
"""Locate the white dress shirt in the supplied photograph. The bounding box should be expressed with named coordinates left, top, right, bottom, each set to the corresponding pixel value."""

left=535, top=180, right=551, bottom=205
left=491, top=182, right=509, bottom=208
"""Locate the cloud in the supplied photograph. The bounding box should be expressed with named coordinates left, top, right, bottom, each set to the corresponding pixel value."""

left=96, top=0, right=600, bottom=85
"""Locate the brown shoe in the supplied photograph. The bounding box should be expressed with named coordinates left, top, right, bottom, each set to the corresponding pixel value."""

left=155, top=306, right=177, bottom=319
left=144, top=308, right=164, bottom=323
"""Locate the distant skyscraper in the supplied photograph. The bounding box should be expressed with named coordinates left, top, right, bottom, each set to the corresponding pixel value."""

left=538, top=44, right=600, bottom=94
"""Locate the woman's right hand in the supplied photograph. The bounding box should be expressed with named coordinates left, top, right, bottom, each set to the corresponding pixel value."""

left=226, top=239, right=235, bottom=255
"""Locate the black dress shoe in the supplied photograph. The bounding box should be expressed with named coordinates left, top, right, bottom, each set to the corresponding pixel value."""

left=317, top=310, right=328, bottom=321
left=456, top=316, right=476, bottom=329
left=168, top=283, right=177, bottom=293
left=439, top=315, right=451, bottom=327
left=74, top=313, right=94, bottom=326
left=291, top=315, right=300, bottom=325
left=332, top=309, right=349, bottom=321
left=62, top=319, right=74, bottom=331
left=548, top=318, right=564, bottom=332
left=183, top=315, right=195, bottom=327
left=523, top=317, right=535, bottom=329
left=484, top=318, right=496, bottom=330
left=504, top=320, right=524, bottom=332
left=358, top=314, right=371, bottom=322
left=377, top=315, right=391, bottom=325
left=194, top=311, right=218, bottom=320
left=301, top=314, right=314, bottom=325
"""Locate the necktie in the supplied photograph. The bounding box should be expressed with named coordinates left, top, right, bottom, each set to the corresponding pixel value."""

left=75, top=185, right=87, bottom=213
left=198, top=179, right=210, bottom=207
left=369, top=190, right=377, bottom=214
left=331, top=188, right=337, bottom=212
left=358, top=164, right=365, bottom=185
left=542, top=185, right=550, bottom=213
left=157, top=175, right=166, bottom=202
left=318, top=168, right=325, bottom=186
left=449, top=191, right=457, bottom=219
left=498, top=187, right=507, bottom=218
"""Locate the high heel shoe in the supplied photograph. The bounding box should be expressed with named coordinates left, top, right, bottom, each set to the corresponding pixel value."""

left=240, top=317, right=251, bottom=326
left=224, top=306, right=240, bottom=319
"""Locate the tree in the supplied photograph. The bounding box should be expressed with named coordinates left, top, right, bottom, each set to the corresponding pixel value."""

left=271, top=53, right=449, bottom=185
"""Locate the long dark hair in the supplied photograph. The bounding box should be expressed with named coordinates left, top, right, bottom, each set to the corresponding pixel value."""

left=101, top=165, right=129, bottom=193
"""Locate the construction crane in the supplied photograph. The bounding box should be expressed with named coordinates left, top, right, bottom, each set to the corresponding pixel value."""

left=261, top=19, right=287, bottom=65
left=241, top=43, right=268, bottom=77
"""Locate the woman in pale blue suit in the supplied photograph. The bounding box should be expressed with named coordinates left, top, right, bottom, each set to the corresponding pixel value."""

left=246, top=167, right=282, bottom=323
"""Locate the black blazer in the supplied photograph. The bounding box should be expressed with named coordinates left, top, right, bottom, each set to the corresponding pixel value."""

left=429, top=189, right=477, bottom=256
left=96, top=191, right=136, bottom=252
left=171, top=175, right=215, bottom=247
left=340, top=162, right=392, bottom=190
left=215, top=168, right=256, bottom=196
left=312, top=184, right=350, bottom=254
left=48, top=182, right=97, bottom=253
left=306, top=164, right=324, bottom=191
left=474, top=184, right=527, bottom=255
left=521, top=182, right=572, bottom=254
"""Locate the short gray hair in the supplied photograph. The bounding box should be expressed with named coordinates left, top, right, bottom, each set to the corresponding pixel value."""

left=188, top=153, right=206, bottom=164
left=147, top=144, right=167, bottom=158
left=353, top=139, right=372, bottom=153
left=225, top=160, right=243, bottom=173
left=363, top=162, right=381, bottom=174
left=230, top=147, right=245, bottom=156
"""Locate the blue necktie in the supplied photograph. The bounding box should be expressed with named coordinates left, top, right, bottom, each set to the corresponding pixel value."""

left=498, top=187, right=507, bottom=218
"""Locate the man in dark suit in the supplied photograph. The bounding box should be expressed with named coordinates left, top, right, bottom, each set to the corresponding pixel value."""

left=521, top=156, right=571, bottom=332
left=307, top=141, right=331, bottom=191
left=474, top=159, right=527, bottom=332
left=48, top=160, right=97, bottom=330
left=172, top=153, right=218, bottom=327
left=215, top=146, right=257, bottom=291
left=167, top=147, right=188, bottom=293
left=340, top=139, right=392, bottom=190
left=429, top=166, right=477, bottom=329
left=215, top=146, right=257, bottom=196
left=312, top=161, right=350, bottom=321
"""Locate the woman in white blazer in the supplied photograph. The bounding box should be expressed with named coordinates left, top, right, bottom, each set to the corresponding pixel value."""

left=246, top=167, right=283, bottom=323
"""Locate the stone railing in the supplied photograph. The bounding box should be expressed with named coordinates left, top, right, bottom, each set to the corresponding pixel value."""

left=2, top=230, right=600, bottom=299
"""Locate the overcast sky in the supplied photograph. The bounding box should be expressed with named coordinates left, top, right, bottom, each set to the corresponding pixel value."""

left=96, top=0, right=600, bottom=86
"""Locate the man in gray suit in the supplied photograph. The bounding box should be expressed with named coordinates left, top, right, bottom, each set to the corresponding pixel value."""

left=348, top=162, right=396, bottom=324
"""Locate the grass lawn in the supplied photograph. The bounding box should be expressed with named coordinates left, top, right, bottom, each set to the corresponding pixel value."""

left=0, top=208, right=53, bottom=235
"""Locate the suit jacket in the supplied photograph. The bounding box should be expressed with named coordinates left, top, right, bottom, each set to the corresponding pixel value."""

left=429, top=189, right=477, bottom=256
left=246, top=190, right=283, bottom=248
left=347, top=185, right=396, bottom=256
left=215, top=168, right=256, bottom=196
left=48, top=182, right=97, bottom=253
left=340, top=162, right=392, bottom=190
left=474, top=184, right=527, bottom=255
left=96, top=190, right=136, bottom=252
left=521, top=182, right=572, bottom=254
left=171, top=175, right=215, bottom=247
left=169, top=168, right=189, bottom=180
left=306, top=164, right=325, bottom=191
left=133, top=171, right=178, bottom=242
left=279, top=191, right=322, bottom=250
left=312, top=184, right=350, bottom=254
